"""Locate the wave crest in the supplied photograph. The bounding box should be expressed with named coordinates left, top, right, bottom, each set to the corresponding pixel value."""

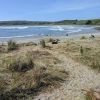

left=0, top=26, right=30, bottom=30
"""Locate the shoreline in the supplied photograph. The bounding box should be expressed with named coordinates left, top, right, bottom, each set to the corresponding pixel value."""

left=0, top=25, right=100, bottom=44
left=0, top=32, right=100, bottom=44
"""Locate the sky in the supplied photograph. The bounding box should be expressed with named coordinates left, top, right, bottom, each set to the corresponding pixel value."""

left=0, top=0, right=100, bottom=21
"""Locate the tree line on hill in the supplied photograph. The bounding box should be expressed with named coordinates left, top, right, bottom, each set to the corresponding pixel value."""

left=0, top=19, right=100, bottom=26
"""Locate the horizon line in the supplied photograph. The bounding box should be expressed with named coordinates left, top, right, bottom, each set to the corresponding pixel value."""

left=0, top=18, right=100, bottom=22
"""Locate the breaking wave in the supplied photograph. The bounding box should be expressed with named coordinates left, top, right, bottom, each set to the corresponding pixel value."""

left=49, top=26, right=64, bottom=31
left=0, top=34, right=35, bottom=39
left=0, top=26, right=30, bottom=30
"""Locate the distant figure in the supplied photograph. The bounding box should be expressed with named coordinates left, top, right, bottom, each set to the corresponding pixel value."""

left=66, top=34, right=68, bottom=36
left=91, top=34, right=95, bottom=38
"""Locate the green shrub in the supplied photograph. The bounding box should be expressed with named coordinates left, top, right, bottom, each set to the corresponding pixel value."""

left=40, top=39, right=46, bottom=48
left=7, top=40, right=18, bottom=51
left=85, top=20, right=92, bottom=25
left=8, top=56, right=34, bottom=72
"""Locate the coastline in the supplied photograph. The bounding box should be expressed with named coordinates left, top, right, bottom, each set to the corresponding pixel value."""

left=0, top=32, right=100, bottom=44
left=0, top=25, right=100, bottom=44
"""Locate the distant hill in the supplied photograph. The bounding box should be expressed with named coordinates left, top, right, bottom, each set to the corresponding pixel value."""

left=0, top=21, right=51, bottom=26
left=54, top=19, right=100, bottom=25
left=0, top=19, right=100, bottom=26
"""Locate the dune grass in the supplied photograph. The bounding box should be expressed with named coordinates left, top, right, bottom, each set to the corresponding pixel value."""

left=0, top=48, right=69, bottom=99
left=40, top=39, right=46, bottom=48
left=80, top=36, right=87, bottom=39
left=0, top=37, right=99, bottom=99
left=82, top=89, right=100, bottom=100
left=7, top=55, right=34, bottom=72
left=52, top=37, right=100, bottom=71
left=7, top=40, right=18, bottom=51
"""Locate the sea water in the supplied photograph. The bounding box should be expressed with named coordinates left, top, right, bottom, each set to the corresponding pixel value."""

left=0, top=25, right=99, bottom=41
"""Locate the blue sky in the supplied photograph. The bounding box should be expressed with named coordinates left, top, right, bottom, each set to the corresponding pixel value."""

left=0, top=0, right=100, bottom=21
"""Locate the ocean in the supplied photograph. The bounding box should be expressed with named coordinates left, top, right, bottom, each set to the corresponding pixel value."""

left=0, top=25, right=99, bottom=42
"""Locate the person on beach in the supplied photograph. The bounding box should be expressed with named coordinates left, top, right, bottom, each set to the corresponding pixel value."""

left=66, top=34, right=68, bottom=36
left=91, top=34, right=95, bottom=38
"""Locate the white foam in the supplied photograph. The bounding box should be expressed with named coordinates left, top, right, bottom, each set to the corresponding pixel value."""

left=49, top=26, right=64, bottom=31
left=65, top=26, right=75, bottom=29
left=0, top=34, right=35, bottom=39
left=68, top=29, right=82, bottom=33
left=81, top=27, right=94, bottom=30
left=0, top=26, right=30, bottom=30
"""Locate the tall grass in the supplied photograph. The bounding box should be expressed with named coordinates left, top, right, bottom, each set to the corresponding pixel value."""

left=0, top=48, right=69, bottom=99
left=7, top=40, right=18, bottom=51
left=82, top=89, right=100, bottom=100
left=54, top=40, right=100, bottom=71
left=0, top=78, right=7, bottom=94
left=40, top=39, right=46, bottom=48
left=80, top=36, right=86, bottom=39
left=8, top=55, right=34, bottom=72
left=80, top=46, right=83, bottom=55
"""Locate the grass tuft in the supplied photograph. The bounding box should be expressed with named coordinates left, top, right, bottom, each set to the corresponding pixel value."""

left=40, top=39, right=46, bottom=48
left=8, top=55, right=34, bottom=72
left=7, top=40, right=18, bottom=51
left=80, top=36, right=87, bottom=39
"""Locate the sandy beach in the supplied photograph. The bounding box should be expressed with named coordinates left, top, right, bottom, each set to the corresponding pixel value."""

left=0, top=32, right=99, bottom=45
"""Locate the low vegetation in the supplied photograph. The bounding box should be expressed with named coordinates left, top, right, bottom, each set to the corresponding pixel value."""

left=52, top=37, right=100, bottom=71
left=18, top=42, right=37, bottom=47
left=8, top=55, right=34, bottom=72
left=0, top=48, right=69, bottom=99
left=80, top=36, right=87, bottom=39
left=7, top=40, right=18, bottom=51
left=40, top=39, right=46, bottom=48
left=82, top=89, right=100, bottom=100
left=80, top=46, right=83, bottom=55
left=0, top=19, right=100, bottom=25
left=0, top=36, right=100, bottom=99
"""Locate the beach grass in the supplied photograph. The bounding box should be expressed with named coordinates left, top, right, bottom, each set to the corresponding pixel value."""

left=7, top=40, right=18, bottom=51
left=0, top=45, right=69, bottom=99
left=0, top=36, right=100, bottom=99
left=51, top=37, right=100, bottom=71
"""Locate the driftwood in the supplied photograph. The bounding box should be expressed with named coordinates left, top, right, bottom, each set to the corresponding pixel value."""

left=52, top=39, right=59, bottom=44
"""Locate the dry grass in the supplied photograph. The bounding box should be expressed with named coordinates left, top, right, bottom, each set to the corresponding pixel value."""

left=7, top=40, right=18, bottom=51
left=7, top=56, right=34, bottom=72
left=82, top=89, right=100, bottom=100
left=40, top=39, right=46, bottom=48
left=52, top=38, right=100, bottom=71
left=80, top=36, right=87, bottom=39
left=27, top=50, right=61, bottom=66
left=0, top=37, right=99, bottom=99
left=18, top=42, right=37, bottom=47
left=0, top=48, right=69, bottom=99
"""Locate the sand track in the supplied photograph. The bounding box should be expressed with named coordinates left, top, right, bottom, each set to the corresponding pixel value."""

left=34, top=50, right=100, bottom=100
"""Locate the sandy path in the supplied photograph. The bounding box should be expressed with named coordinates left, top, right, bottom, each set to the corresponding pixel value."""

left=34, top=50, right=100, bottom=100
